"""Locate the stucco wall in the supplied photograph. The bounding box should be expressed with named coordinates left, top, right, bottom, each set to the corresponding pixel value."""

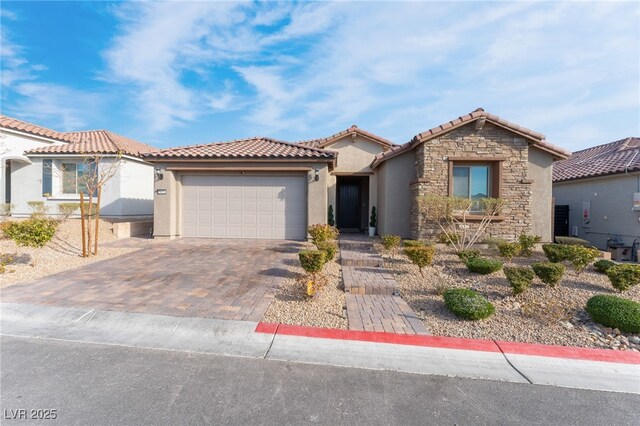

left=528, top=147, right=554, bottom=241
left=11, top=156, right=153, bottom=217
left=377, top=150, right=416, bottom=237
left=152, top=161, right=330, bottom=239
left=553, top=173, right=640, bottom=249
left=325, top=135, right=385, bottom=228
left=0, top=129, right=66, bottom=205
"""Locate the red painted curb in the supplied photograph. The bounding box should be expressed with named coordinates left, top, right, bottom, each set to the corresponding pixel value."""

left=256, top=322, right=640, bottom=365
left=256, top=322, right=500, bottom=353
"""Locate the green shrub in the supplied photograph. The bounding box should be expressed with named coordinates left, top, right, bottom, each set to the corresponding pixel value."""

left=542, top=244, right=572, bottom=263
left=404, top=246, right=435, bottom=277
left=403, top=239, right=425, bottom=247
left=566, top=245, right=600, bottom=274
left=438, top=232, right=459, bottom=245
left=444, top=288, right=495, bottom=320
left=555, top=236, right=591, bottom=247
left=518, top=234, right=541, bottom=257
left=381, top=234, right=401, bottom=251
left=369, top=206, right=376, bottom=228
left=593, top=259, right=615, bottom=274
left=298, top=250, right=326, bottom=274
left=465, top=257, right=503, bottom=275
left=57, top=202, right=80, bottom=220
left=308, top=224, right=338, bottom=246
left=586, top=295, right=640, bottom=333
left=316, top=241, right=338, bottom=262
left=457, top=249, right=480, bottom=263
left=27, top=201, right=48, bottom=217
left=504, top=266, right=535, bottom=295
left=327, top=205, right=335, bottom=227
left=482, top=236, right=508, bottom=248
left=2, top=218, right=58, bottom=248
left=606, top=264, right=640, bottom=292
left=497, top=242, right=522, bottom=260
left=532, top=262, right=565, bottom=287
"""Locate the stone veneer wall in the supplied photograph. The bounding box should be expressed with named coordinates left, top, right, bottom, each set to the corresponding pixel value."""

left=410, top=122, right=532, bottom=241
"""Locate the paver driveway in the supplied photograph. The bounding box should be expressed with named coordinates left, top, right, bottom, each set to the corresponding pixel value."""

left=1, top=239, right=303, bottom=321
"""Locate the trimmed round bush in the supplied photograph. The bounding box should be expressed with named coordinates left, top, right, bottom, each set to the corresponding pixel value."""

left=404, top=246, right=435, bottom=276
left=438, top=233, right=459, bottom=245
left=567, top=245, right=600, bottom=274
left=518, top=234, right=541, bottom=257
left=606, top=264, right=640, bottom=292
left=542, top=244, right=572, bottom=263
left=457, top=249, right=480, bottom=263
left=555, top=236, right=591, bottom=247
left=586, top=295, right=640, bottom=333
left=381, top=234, right=401, bottom=250
left=298, top=250, right=326, bottom=274
left=504, top=266, right=535, bottom=295
left=497, top=242, right=522, bottom=260
left=593, top=259, right=615, bottom=274
left=307, top=224, right=338, bottom=245
left=316, top=241, right=338, bottom=262
left=403, top=239, right=425, bottom=248
left=532, top=262, right=565, bottom=287
left=444, top=288, right=495, bottom=320
left=465, top=257, right=503, bottom=275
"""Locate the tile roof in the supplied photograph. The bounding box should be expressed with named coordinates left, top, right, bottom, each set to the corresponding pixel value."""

left=0, top=115, right=77, bottom=143
left=296, top=125, right=393, bottom=149
left=143, top=137, right=337, bottom=161
left=553, top=137, right=640, bottom=182
left=26, top=130, right=157, bottom=157
left=371, top=108, right=571, bottom=168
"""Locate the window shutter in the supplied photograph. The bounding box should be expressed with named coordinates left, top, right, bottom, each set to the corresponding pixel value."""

left=42, top=159, right=52, bottom=196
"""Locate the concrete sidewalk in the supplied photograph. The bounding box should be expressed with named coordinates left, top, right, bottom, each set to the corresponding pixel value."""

left=2, top=302, right=638, bottom=394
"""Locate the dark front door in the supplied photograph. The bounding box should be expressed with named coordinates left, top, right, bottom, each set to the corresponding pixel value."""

left=4, top=160, right=10, bottom=203
left=554, top=205, right=570, bottom=237
left=337, top=180, right=361, bottom=229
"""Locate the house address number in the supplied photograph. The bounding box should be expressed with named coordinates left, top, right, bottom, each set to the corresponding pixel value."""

left=156, top=189, right=167, bottom=195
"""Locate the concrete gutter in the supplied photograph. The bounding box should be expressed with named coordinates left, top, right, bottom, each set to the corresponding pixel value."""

left=2, top=302, right=638, bottom=394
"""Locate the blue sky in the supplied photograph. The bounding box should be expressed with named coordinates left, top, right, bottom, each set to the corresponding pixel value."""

left=1, top=1, right=638, bottom=151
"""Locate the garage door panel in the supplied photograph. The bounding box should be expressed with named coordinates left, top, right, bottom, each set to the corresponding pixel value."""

left=182, top=175, right=306, bottom=240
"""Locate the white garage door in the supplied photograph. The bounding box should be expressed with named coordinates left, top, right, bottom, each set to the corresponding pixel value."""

left=182, top=175, right=307, bottom=240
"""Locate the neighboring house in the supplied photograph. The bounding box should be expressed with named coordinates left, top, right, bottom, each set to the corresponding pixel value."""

left=553, top=137, right=640, bottom=257
left=145, top=108, right=569, bottom=241
left=0, top=115, right=157, bottom=218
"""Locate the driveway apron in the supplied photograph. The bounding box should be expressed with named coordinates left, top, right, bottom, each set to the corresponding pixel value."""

left=0, top=239, right=302, bottom=322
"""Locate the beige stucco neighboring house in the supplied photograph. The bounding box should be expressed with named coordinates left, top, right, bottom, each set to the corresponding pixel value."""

left=552, top=137, right=640, bottom=260
left=145, top=108, right=569, bottom=242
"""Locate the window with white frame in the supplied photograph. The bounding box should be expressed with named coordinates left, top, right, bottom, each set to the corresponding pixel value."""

left=61, top=162, right=93, bottom=195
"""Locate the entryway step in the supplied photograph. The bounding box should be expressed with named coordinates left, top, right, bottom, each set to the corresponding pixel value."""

left=342, top=266, right=398, bottom=295
left=345, top=294, right=429, bottom=335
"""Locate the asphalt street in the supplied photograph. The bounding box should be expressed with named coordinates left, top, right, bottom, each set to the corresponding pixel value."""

left=1, top=336, right=639, bottom=425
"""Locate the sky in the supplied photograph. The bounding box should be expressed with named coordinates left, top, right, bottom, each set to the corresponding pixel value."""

left=0, top=1, right=638, bottom=151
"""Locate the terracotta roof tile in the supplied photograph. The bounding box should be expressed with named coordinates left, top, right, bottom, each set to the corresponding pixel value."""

left=297, top=125, right=393, bottom=149
left=144, top=137, right=336, bottom=161
left=26, top=130, right=157, bottom=157
left=553, top=137, right=640, bottom=182
left=371, top=108, right=571, bottom=168
left=0, top=115, right=76, bottom=143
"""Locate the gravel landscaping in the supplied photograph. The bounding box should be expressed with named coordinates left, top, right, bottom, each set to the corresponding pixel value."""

left=262, top=247, right=347, bottom=330
left=0, top=218, right=142, bottom=288
left=375, top=242, right=640, bottom=351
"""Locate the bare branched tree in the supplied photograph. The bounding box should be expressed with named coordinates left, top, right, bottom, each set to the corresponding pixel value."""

left=418, top=195, right=506, bottom=251
left=77, top=152, right=123, bottom=256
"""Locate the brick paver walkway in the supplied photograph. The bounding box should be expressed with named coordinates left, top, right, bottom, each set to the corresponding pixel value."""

left=1, top=239, right=302, bottom=322
left=339, top=234, right=428, bottom=335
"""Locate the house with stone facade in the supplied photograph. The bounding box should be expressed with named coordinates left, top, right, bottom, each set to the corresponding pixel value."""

left=145, top=108, right=570, bottom=242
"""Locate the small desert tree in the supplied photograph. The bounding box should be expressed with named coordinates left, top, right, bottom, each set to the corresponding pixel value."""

left=418, top=195, right=505, bottom=252
left=75, top=153, right=123, bottom=257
